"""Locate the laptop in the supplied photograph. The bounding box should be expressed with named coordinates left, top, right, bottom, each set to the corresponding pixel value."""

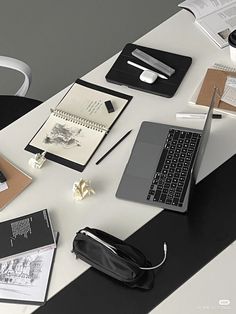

left=116, top=89, right=218, bottom=213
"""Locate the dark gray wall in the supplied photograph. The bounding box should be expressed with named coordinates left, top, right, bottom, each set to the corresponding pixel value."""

left=0, top=0, right=180, bottom=101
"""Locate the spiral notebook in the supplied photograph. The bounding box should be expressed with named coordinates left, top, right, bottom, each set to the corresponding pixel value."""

left=25, top=80, right=132, bottom=171
left=190, top=63, right=236, bottom=115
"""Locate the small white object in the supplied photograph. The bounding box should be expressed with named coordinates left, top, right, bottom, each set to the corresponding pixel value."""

left=0, top=182, right=8, bottom=192
left=29, top=151, right=46, bottom=169
left=176, top=113, right=207, bottom=119
left=139, top=70, right=158, bottom=84
left=221, top=76, right=236, bottom=107
left=127, top=60, right=168, bottom=84
left=72, top=178, right=95, bottom=201
left=229, top=45, right=236, bottom=64
left=228, top=31, right=236, bottom=63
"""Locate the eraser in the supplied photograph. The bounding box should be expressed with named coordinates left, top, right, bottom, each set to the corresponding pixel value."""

left=105, top=100, right=115, bottom=113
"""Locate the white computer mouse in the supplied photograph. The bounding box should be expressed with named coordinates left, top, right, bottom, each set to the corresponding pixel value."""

left=139, top=70, right=158, bottom=84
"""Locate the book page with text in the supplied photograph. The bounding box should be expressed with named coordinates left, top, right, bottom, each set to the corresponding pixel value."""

left=197, top=3, right=236, bottom=47
left=179, top=0, right=235, bottom=20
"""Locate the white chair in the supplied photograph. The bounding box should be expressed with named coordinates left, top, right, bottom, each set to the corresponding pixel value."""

left=0, top=56, right=41, bottom=130
left=0, top=55, right=32, bottom=96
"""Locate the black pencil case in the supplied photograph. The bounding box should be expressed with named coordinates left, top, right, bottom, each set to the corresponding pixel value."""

left=72, top=227, right=167, bottom=290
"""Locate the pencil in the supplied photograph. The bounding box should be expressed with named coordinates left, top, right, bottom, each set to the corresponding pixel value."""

left=96, top=130, right=132, bottom=165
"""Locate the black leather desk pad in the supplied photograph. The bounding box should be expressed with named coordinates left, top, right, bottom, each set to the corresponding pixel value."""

left=35, top=154, right=236, bottom=314
left=106, top=43, right=192, bottom=98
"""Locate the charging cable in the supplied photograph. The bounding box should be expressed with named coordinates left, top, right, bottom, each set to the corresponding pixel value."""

left=139, top=242, right=167, bottom=270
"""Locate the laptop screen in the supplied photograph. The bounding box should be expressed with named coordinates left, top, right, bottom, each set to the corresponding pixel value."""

left=192, top=88, right=218, bottom=182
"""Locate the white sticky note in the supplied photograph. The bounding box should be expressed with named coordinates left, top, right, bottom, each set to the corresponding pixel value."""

left=221, top=76, right=236, bottom=107
left=0, top=182, right=8, bottom=192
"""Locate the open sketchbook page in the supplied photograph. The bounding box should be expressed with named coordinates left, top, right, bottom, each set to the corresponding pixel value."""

left=29, top=114, right=105, bottom=166
left=26, top=80, right=132, bottom=170
left=0, top=239, right=57, bottom=305
left=57, top=82, right=128, bottom=129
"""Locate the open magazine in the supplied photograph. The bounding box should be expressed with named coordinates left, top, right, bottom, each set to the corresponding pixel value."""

left=179, top=0, right=236, bottom=48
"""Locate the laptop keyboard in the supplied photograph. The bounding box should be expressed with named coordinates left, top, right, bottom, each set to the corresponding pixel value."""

left=147, top=128, right=201, bottom=207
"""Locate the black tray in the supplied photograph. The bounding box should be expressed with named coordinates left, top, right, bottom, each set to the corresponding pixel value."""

left=106, top=43, right=192, bottom=98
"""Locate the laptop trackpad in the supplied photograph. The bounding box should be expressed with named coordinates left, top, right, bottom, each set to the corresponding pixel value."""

left=126, top=142, right=162, bottom=179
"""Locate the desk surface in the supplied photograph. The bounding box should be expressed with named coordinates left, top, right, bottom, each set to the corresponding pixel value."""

left=0, top=9, right=236, bottom=314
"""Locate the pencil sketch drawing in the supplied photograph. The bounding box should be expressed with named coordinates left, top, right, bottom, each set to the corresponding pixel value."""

left=0, top=255, right=43, bottom=286
left=44, top=123, right=82, bottom=148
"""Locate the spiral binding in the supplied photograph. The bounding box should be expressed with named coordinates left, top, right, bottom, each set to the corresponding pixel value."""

left=213, top=63, right=236, bottom=72
left=52, top=109, right=109, bottom=133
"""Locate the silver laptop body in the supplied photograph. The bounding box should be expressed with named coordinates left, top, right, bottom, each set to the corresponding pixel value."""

left=116, top=89, right=217, bottom=213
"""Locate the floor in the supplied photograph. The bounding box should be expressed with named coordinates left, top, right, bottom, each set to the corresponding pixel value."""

left=0, top=1, right=180, bottom=101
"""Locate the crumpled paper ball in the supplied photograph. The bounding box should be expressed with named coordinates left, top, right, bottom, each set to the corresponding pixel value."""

left=72, top=178, right=95, bottom=201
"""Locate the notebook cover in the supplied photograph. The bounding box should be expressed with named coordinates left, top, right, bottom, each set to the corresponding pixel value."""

left=0, top=209, right=56, bottom=261
left=196, top=68, right=236, bottom=112
left=25, top=80, right=132, bottom=172
left=0, top=155, right=32, bottom=210
left=34, top=154, right=236, bottom=314
left=106, top=43, right=192, bottom=98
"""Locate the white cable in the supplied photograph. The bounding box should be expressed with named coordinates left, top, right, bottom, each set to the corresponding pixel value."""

left=0, top=56, right=32, bottom=96
left=127, top=60, right=168, bottom=80
left=80, top=229, right=117, bottom=255
left=139, top=242, right=167, bottom=270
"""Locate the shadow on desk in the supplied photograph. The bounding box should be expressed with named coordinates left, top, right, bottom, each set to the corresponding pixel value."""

left=0, top=96, right=41, bottom=130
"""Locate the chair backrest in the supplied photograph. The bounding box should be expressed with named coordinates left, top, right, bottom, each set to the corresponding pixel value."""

left=0, top=56, right=32, bottom=96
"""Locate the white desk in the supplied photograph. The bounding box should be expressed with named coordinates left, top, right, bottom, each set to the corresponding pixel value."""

left=1, top=9, right=236, bottom=314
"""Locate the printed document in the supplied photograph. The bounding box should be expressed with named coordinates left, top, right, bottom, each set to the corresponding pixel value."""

left=179, top=0, right=236, bottom=48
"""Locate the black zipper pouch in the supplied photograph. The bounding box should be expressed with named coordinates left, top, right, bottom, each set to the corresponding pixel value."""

left=72, top=227, right=167, bottom=290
